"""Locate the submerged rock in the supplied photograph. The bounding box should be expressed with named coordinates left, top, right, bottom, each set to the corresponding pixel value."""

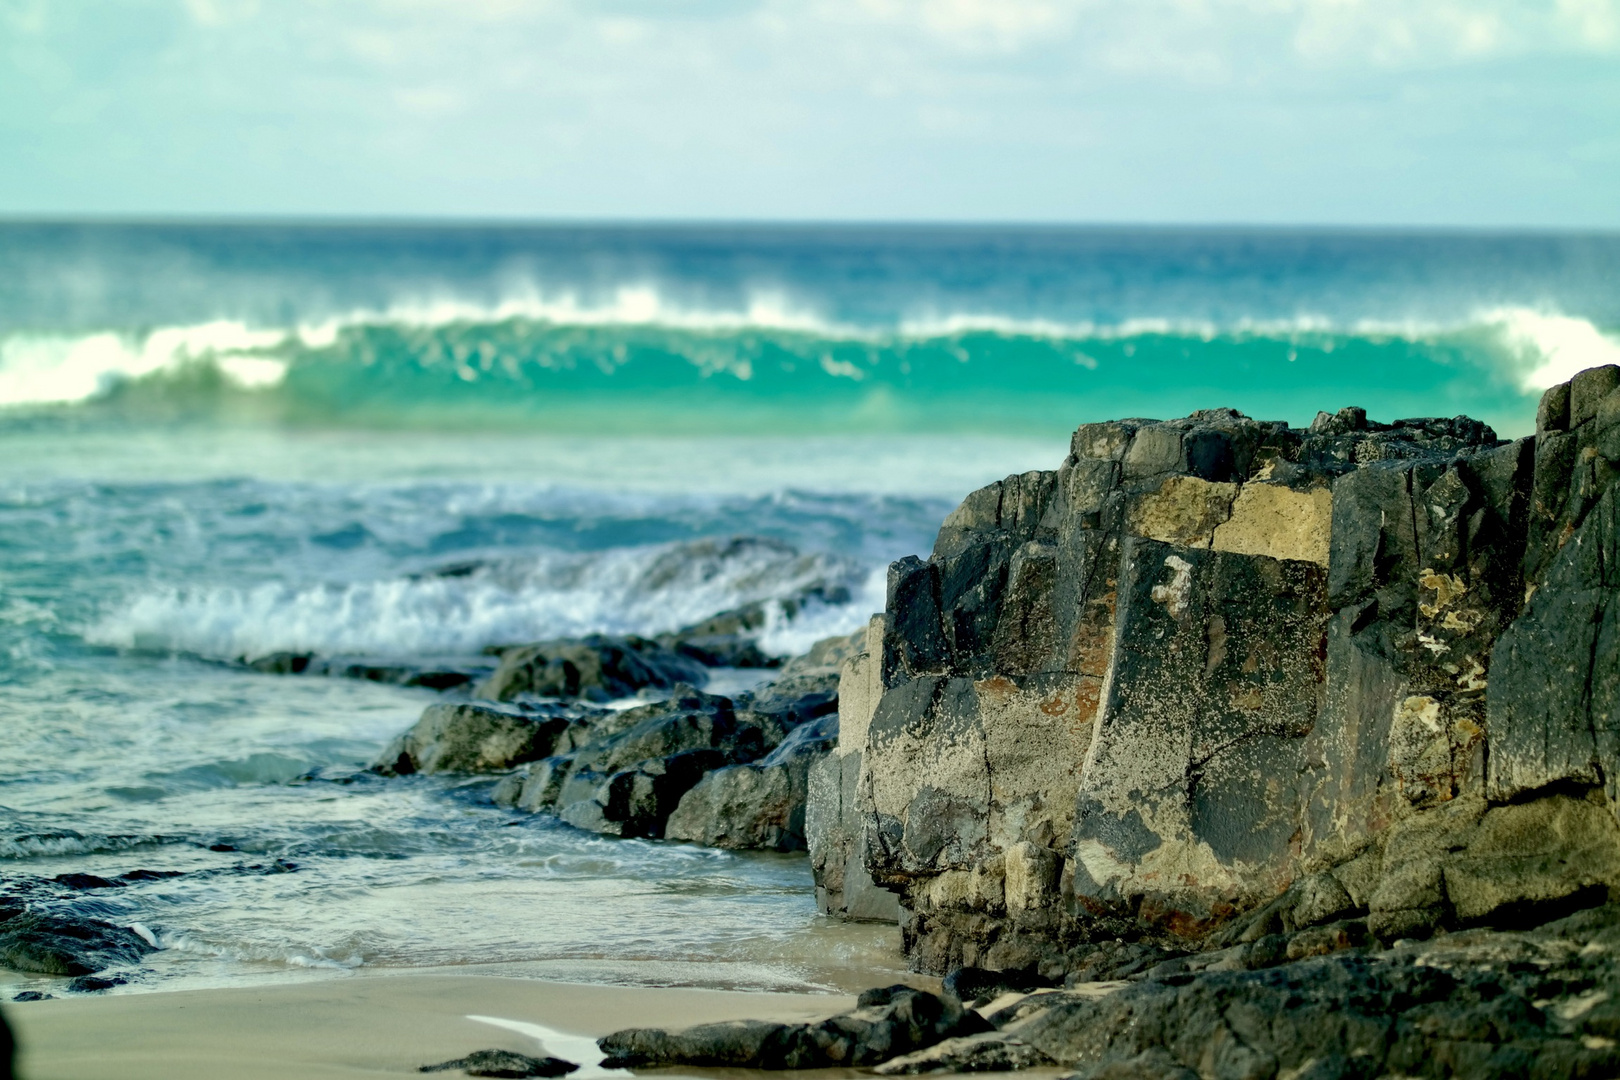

left=598, top=986, right=990, bottom=1069
left=419, top=1049, right=577, bottom=1077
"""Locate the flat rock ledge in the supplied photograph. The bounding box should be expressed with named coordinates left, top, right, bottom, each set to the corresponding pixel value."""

left=597, top=905, right=1620, bottom=1079
left=419, top=1049, right=577, bottom=1077
left=598, top=985, right=990, bottom=1069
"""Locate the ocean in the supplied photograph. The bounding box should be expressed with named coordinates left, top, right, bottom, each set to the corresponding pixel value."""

left=2, top=222, right=1618, bottom=997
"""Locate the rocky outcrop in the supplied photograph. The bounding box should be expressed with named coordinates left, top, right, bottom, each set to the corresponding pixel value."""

left=809, top=366, right=1620, bottom=979
left=487, top=686, right=768, bottom=837
left=602, top=904, right=1620, bottom=1079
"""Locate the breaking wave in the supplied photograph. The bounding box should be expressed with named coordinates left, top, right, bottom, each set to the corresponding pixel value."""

left=86, top=536, right=874, bottom=661
left=2, top=288, right=1612, bottom=435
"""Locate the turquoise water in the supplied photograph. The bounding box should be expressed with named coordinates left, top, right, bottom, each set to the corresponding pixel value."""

left=1, top=223, right=1617, bottom=996
left=5, top=224, right=1619, bottom=437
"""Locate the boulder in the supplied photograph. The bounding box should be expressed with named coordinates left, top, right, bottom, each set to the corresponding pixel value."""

left=485, top=636, right=857, bottom=845
left=475, top=635, right=707, bottom=702
left=490, top=686, right=771, bottom=838
left=0, top=909, right=153, bottom=976
left=373, top=701, right=604, bottom=776
left=872, top=1031, right=1054, bottom=1074
left=664, top=711, right=839, bottom=851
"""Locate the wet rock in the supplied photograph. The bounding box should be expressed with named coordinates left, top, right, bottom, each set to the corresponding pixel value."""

left=598, top=986, right=990, bottom=1069
left=65, top=974, right=126, bottom=993
left=51, top=874, right=119, bottom=890
left=245, top=652, right=492, bottom=690
left=655, top=603, right=781, bottom=668
left=476, top=635, right=707, bottom=702
left=11, top=991, right=49, bottom=1002
left=664, top=711, right=838, bottom=851
left=484, top=634, right=856, bottom=846
left=942, top=965, right=1055, bottom=1005
left=492, top=686, right=773, bottom=839
left=373, top=701, right=604, bottom=776
left=419, top=1049, right=577, bottom=1077
left=244, top=651, right=312, bottom=675
left=0, top=910, right=153, bottom=976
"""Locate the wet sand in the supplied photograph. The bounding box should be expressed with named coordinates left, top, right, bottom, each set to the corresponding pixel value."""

left=7, top=974, right=857, bottom=1080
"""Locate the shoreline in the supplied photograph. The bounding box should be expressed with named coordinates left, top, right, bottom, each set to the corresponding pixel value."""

left=7, top=971, right=879, bottom=1080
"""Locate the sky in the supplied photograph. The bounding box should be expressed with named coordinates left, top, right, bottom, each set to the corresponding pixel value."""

left=1, top=0, right=1617, bottom=226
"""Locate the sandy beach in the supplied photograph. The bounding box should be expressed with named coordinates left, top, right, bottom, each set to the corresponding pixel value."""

left=7, top=974, right=872, bottom=1080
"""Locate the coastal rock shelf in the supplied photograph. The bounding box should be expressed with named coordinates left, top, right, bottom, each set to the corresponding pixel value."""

left=806, top=363, right=1620, bottom=982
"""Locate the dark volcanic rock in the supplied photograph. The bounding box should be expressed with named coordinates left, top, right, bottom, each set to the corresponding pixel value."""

left=941, top=964, right=1056, bottom=1005
left=807, top=370, right=1620, bottom=985
left=485, top=636, right=857, bottom=844
left=873, top=1031, right=1055, bottom=1074
left=598, top=986, right=990, bottom=1069
left=372, top=701, right=605, bottom=776
left=419, top=1049, right=577, bottom=1077
left=491, top=686, right=772, bottom=838
left=0, top=909, right=153, bottom=976
left=1003, top=906, right=1620, bottom=1080
left=475, top=635, right=707, bottom=702
left=245, top=651, right=492, bottom=690
left=663, top=710, right=838, bottom=851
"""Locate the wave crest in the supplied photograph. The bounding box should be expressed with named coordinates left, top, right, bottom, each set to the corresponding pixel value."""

left=87, top=536, right=869, bottom=660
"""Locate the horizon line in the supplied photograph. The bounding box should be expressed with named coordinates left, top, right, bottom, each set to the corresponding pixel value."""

left=1, top=213, right=1618, bottom=237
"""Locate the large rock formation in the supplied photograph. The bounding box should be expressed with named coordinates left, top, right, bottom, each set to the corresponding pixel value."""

left=810, top=366, right=1620, bottom=976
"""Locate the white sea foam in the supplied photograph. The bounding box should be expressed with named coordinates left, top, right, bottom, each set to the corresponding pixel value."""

left=87, top=538, right=866, bottom=660
left=1483, top=306, right=1620, bottom=390
left=0, top=831, right=168, bottom=859
left=0, top=321, right=289, bottom=406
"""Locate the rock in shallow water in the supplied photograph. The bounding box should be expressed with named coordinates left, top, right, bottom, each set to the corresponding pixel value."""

left=0, top=909, right=153, bottom=976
